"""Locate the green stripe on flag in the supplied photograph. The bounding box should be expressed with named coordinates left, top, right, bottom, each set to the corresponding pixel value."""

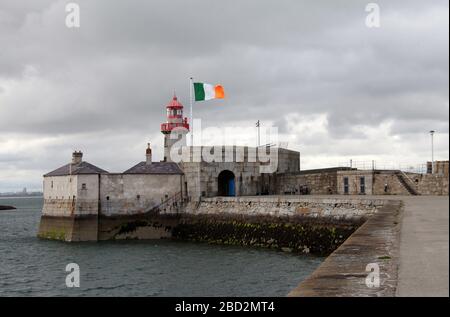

left=193, top=82, right=205, bottom=101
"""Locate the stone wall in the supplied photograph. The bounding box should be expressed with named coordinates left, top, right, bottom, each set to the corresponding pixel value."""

left=42, top=175, right=77, bottom=216
left=372, top=171, right=449, bottom=196
left=180, top=160, right=202, bottom=199
left=172, top=213, right=357, bottom=255
left=42, top=199, right=75, bottom=217
left=91, top=196, right=389, bottom=254
left=186, top=196, right=385, bottom=220
left=38, top=215, right=98, bottom=242
left=43, top=175, right=78, bottom=200
left=276, top=148, right=301, bottom=174
left=40, top=172, right=184, bottom=241
left=372, top=171, right=411, bottom=195
left=288, top=168, right=449, bottom=196
left=416, top=173, right=449, bottom=195
left=289, top=200, right=402, bottom=296
left=181, top=160, right=264, bottom=200
left=428, top=160, right=449, bottom=176
left=337, top=170, right=374, bottom=195
left=42, top=174, right=100, bottom=216
left=98, top=212, right=179, bottom=240
left=99, top=173, right=183, bottom=216
left=180, top=146, right=300, bottom=200
left=169, top=196, right=388, bottom=255
left=276, top=171, right=338, bottom=195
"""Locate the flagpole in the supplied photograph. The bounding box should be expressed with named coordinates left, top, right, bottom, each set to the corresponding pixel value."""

left=256, top=120, right=260, bottom=147
left=189, top=77, right=193, bottom=146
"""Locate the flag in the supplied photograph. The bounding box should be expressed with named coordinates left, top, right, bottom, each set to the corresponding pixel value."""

left=193, top=82, right=225, bottom=101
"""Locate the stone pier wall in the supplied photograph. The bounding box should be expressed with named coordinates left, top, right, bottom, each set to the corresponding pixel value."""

left=38, top=215, right=98, bottom=242
left=98, top=212, right=180, bottom=240
left=289, top=200, right=403, bottom=296
left=38, top=194, right=397, bottom=258
left=186, top=196, right=386, bottom=220
left=84, top=196, right=389, bottom=256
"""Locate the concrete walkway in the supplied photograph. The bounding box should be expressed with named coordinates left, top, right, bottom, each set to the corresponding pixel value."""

left=396, top=196, right=449, bottom=297
left=279, top=195, right=449, bottom=296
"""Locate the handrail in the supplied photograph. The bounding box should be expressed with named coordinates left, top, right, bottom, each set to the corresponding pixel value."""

left=396, top=171, right=419, bottom=195
left=146, top=191, right=183, bottom=214
left=399, top=170, right=418, bottom=189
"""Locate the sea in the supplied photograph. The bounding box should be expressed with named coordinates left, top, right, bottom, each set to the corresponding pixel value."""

left=0, top=197, right=323, bottom=297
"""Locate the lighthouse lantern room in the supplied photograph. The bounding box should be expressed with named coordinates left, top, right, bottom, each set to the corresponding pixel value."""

left=160, top=95, right=190, bottom=162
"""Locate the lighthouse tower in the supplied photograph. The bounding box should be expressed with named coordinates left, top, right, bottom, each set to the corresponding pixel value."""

left=160, top=95, right=190, bottom=162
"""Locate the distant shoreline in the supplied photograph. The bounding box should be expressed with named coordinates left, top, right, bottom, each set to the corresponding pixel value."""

left=0, top=195, right=43, bottom=199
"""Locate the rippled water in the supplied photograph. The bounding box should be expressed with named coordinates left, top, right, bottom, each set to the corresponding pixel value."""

left=0, top=197, right=323, bottom=297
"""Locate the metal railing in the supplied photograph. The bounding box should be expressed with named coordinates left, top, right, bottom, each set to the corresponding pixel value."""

left=146, top=191, right=184, bottom=214
left=338, top=160, right=428, bottom=174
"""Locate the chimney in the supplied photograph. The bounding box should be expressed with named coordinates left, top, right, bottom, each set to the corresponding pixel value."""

left=72, top=151, right=83, bottom=164
left=146, top=143, right=152, bottom=165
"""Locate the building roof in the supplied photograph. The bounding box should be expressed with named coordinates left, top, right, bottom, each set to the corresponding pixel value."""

left=123, top=162, right=183, bottom=175
left=166, top=95, right=184, bottom=109
left=44, top=161, right=109, bottom=177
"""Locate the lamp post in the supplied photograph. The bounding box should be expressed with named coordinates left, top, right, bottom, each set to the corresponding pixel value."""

left=430, top=130, right=435, bottom=173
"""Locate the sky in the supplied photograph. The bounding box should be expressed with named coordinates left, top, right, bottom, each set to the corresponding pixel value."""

left=0, top=0, right=448, bottom=191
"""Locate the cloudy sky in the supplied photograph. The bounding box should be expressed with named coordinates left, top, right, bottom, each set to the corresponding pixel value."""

left=0, top=0, right=448, bottom=191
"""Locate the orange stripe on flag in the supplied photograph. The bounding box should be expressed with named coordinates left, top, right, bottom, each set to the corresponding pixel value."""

left=214, top=85, right=225, bottom=99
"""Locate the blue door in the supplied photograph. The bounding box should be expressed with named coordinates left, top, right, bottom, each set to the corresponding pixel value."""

left=228, top=178, right=235, bottom=196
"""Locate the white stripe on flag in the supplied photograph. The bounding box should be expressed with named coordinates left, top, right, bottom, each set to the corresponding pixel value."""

left=203, top=84, right=215, bottom=100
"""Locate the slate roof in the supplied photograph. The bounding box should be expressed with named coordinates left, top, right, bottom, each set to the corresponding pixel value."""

left=123, top=162, right=183, bottom=175
left=44, top=161, right=109, bottom=177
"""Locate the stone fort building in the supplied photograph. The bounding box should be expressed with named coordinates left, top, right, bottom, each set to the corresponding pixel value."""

left=38, top=95, right=449, bottom=241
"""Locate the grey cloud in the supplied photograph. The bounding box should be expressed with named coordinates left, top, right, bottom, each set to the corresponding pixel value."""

left=0, top=0, right=448, bottom=190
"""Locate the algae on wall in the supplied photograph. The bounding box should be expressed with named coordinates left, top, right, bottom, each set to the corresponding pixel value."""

left=172, top=214, right=362, bottom=256
left=37, top=229, right=67, bottom=241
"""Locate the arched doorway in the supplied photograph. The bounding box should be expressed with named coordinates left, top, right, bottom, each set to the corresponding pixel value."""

left=218, top=170, right=236, bottom=196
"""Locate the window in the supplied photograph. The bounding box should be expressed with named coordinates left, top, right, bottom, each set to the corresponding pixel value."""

left=106, top=196, right=110, bottom=201
left=51, top=181, right=53, bottom=189
left=81, top=183, right=87, bottom=190
left=343, top=177, right=349, bottom=194
left=136, top=195, right=140, bottom=200
left=360, top=177, right=365, bottom=194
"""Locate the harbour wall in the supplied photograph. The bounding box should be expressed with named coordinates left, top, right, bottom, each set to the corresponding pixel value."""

left=289, top=199, right=402, bottom=296
left=87, top=196, right=388, bottom=256
left=38, top=195, right=389, bottom=255
left=172, top=197, right=385, bottom=255
left=37, top=195, right=404, bottom=295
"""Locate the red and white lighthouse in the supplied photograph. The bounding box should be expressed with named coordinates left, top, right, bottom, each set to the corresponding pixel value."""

left=160, top=95, right=190, bottom=162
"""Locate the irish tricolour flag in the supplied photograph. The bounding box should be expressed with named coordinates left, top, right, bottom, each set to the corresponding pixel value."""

left=193, top=82, right=225, bottom=101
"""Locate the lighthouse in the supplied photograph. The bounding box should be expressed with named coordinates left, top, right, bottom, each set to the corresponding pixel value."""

left=160, top=95, right=190, bottom=162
